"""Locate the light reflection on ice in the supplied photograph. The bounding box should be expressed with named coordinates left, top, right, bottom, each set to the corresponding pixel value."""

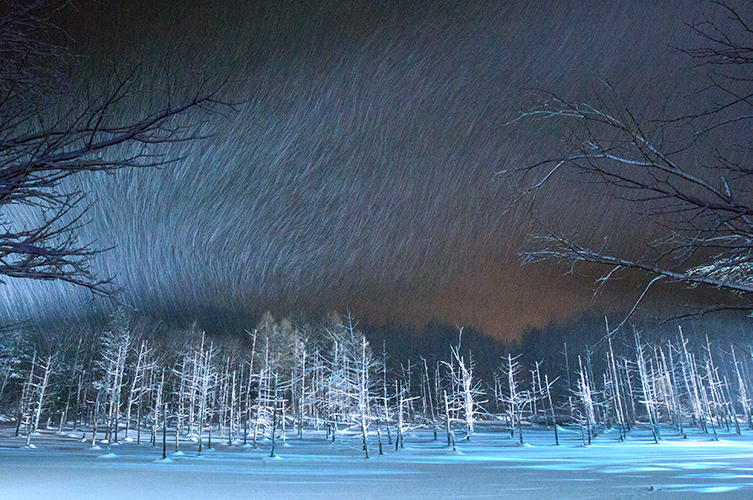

left=602, top=467, right=673, bottom=473
left=648, top=483, right=747, bottom=493
left=679, top=473, right=753, bottom=480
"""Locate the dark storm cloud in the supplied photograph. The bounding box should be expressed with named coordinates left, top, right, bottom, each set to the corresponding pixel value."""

left=0, top=0, right=708, bottom=338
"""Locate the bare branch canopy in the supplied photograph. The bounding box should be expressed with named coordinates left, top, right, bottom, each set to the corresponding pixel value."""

left=505, top=0, right=753, bottom=323
left=0, top=0, right=229, bottom=294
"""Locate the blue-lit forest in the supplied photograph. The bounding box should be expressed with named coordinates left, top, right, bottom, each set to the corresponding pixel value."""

left=5, top=309, right=750, bottom=455
left=3, top=309, right=753, bottom=497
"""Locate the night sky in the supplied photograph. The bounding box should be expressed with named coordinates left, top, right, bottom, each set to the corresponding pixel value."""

left=0, top=1, right=717, bottom=339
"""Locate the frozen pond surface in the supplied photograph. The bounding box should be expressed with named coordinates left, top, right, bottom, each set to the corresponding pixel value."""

left=2, top=424, right=753, bottom=499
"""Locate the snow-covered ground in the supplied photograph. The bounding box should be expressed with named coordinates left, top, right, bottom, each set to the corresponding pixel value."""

left=2, top=423, right=752, bottom=499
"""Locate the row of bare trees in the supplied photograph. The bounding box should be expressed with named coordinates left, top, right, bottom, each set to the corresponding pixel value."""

left=2, top=310, right=408, bottom=458
left=539, top=323, right=753, bottom=447
left=2, top=309, right=753, bottom=457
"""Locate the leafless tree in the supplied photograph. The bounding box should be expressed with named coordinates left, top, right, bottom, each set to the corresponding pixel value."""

left=573, top=355, right=597, bottom=446
left=195, top=334, right=217, bottom=455
left=504, top=0, right=753, bottom=328
left=325, top=312, right=378, bottom=458
left=94, top=309, right=130, bottom=444
left=442, top=330, right=485, bottom=441
left=496, top=353, right=547, bottom=445
left=123, top=339, right=153, bottom=440
left=16, top=352, right=55, bottom=447
left=634, top=331, right=660, bottom=443
left=0, top=0, right=226, bottom=294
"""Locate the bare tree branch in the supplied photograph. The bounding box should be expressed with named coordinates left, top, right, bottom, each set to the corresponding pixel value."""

left=507, top=0, right=753, bottom=325
left=0, top=1, right=230, bottom=295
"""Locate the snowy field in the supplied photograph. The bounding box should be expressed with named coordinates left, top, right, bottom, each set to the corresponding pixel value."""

left=2, top=424, right=753, bottom=500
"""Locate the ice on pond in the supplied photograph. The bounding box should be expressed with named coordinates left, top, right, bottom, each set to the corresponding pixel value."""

left=3, top=424, right=753, bottom=499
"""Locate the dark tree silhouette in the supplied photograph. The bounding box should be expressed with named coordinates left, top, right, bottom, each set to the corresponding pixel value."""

left=0, top=0, right=226, bottom=294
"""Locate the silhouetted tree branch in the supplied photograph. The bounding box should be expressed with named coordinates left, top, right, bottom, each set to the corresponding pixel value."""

left=504, top=0, right=753, bottom=323
left=0, top=1, right=228, bottom=294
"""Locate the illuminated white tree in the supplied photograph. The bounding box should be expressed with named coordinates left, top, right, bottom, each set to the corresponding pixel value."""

left=442, top=329, right=485, bottom=441
left=326, top=312, right=378, bottom=458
